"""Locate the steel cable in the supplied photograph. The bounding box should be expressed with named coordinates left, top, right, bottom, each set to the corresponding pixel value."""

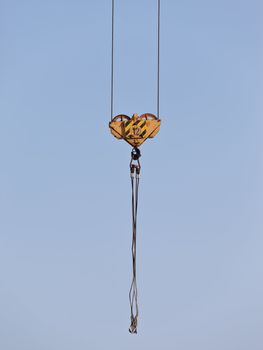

left=110, top=0, right=161, bottom=120
left=157, top=0, right=160, bottom=118
left=129, top=170, right=140, bottom=333
left=111, top=0, right=114, bottom=120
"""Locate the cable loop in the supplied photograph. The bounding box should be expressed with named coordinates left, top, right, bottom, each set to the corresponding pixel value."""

left=129, top=149, right=141, bottom=334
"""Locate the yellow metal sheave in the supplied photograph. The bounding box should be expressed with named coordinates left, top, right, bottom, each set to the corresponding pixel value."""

left=109, top=113, right=161, bottom=148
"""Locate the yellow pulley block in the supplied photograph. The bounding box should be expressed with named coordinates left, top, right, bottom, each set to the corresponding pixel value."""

left=109, top=113, right=161, bottom=148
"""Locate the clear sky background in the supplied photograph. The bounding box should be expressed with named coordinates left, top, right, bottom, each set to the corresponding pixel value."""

left=0, top=0, right=262, bottom=349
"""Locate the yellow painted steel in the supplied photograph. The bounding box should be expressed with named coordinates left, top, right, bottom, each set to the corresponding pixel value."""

left=109, top=113, right=161, bottom=147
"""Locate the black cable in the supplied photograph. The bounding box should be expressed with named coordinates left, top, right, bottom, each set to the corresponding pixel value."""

left=111, top=0, right=160, bottom=120
left=129, top=168, right=140, bottom=334
left=111, top=0, right=114, bottom=120
left=157, top=0, right=160, bottom=119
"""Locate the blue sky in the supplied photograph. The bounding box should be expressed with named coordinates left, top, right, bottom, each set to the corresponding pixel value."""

left=0, top=1, right=262, bottom=349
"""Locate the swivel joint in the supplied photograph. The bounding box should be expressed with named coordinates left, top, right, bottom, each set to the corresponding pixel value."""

left=131, top=147, right=141, bottom=161
left=130, top=148, right=141, bottom=176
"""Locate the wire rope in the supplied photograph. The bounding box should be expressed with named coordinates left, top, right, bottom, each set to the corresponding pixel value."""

left=110, top=0, right=161, bottom=120
left=111, top=0, right=114, bottom=120
left=129, top=163, right=140, bottom=333
left=157, top=0, right=160, bottom=118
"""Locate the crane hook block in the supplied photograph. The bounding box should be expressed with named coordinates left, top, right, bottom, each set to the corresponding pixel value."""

left=109, top=113, right=161, bottom=148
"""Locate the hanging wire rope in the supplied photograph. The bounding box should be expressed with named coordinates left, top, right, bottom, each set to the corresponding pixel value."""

left=157, top=0, right=160, bottom=118
left=129, top=148, right=141, bottom=333
left=111, top=0, right=115, bottom=120
left=110, top=0, right=161, bottom=120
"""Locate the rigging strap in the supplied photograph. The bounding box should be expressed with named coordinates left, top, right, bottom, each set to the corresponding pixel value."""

left=129, top=147, right=141, bottom=333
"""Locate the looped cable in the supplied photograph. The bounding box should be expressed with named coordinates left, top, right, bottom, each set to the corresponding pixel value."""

left=129, top=314, right=138, bottom=334
left=129, top=148, right=141, bottom=334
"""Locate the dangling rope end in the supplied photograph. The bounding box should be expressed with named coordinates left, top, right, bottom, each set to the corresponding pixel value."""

left=129, top=315, right=138, bottom=334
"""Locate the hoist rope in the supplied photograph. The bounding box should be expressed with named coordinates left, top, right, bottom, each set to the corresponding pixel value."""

left=157, top=0, right=160, bottom=118
left=110, top=0, right=161, bottom=120
left=111, top=0, right=114, bottom=120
